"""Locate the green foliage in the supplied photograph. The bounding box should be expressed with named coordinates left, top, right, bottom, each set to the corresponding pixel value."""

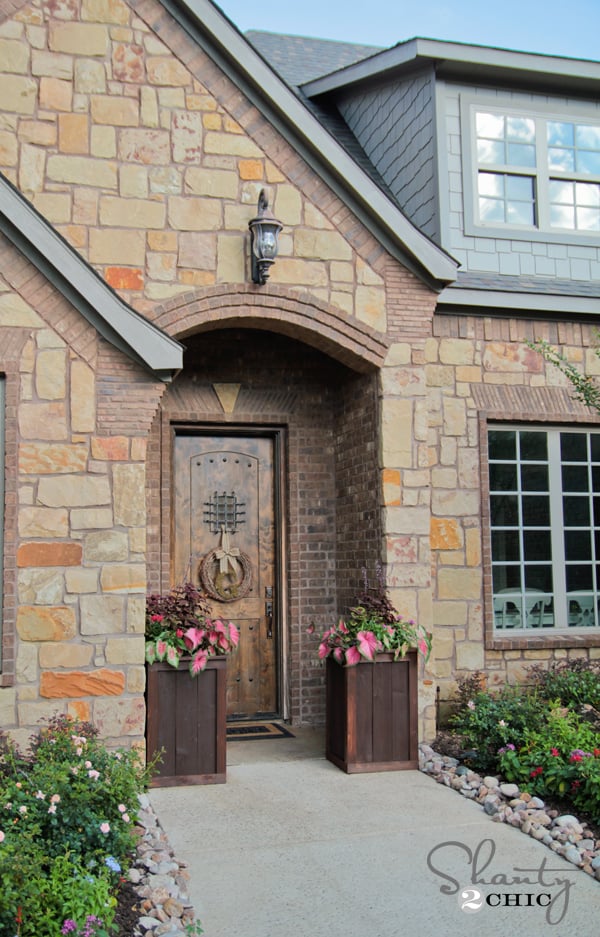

left=498, top=706, right=600, bottom=822
left=449, top=681, right=546, bottom=772
left=527, top=337, right=600, bottom=413
left=313, top=564, right=432, bottom=665
left=450, top=665, right=600, bottom=821
left=185, top=923, right=205, bottom=936
left=145, top=581, right=239, bottom=676
left=0, top=715, right=150, bottom=936
left=529, top=658, right=600, bottom=710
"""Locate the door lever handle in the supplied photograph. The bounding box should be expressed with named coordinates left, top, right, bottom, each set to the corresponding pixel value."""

left=265, top=600, right=273, bottom=639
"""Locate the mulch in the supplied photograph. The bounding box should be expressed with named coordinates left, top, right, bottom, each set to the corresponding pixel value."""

left=113, top=878, right=144, bottom=936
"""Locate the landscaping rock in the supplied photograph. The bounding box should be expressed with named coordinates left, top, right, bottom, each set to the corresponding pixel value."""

left=555, top=814, right=579, bottom=825
left=123, top=795, right=201, bottom=937
left=419, top=742, right=600, bottom=890
left=564, top=845, right=584, bottom=866
left=499, top=782, right=519, bottom=798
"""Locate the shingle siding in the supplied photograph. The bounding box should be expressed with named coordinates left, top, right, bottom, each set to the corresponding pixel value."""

left=336, top=72, right=439, bottom=241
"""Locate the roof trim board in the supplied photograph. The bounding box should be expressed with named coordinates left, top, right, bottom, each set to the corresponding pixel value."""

left=438, top=286, right=600, bottom=317
left=164, top=0, right=457, bottom=286
left=302, top=37, right=600, bottom=97
left=0, top=176, right=183, bottom=381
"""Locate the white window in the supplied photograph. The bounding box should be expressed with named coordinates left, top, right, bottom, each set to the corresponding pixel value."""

left=489, top=426, right=600, bottom=631
left=471, top=106, right=600, bottom=235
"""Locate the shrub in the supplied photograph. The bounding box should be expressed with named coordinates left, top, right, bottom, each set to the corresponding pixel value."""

left=449, top=680, right=546, bottom=772
left=528, top=659, right=600, bottom=710
left=0, top=715, right=151, bottom=937
left=497, top=706, right=600, bottom=822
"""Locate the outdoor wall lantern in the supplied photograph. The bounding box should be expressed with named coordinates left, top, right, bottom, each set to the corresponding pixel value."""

left=248, top=188, right=283, bottom=285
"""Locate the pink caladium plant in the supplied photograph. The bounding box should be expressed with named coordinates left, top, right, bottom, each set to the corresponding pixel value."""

left=309, top=565, right=432, bottom=666
left=145, top=581, right=239, bottom=676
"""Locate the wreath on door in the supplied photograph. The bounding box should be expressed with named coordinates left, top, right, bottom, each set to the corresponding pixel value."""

left=199, top=527, right=252, bottom=602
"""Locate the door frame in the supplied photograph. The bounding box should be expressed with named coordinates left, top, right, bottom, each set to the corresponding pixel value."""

left=168, top=421, right=289, bottom=721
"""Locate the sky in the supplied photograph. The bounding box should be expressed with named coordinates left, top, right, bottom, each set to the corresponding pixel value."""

left=213, top=0, right=600, bottom=62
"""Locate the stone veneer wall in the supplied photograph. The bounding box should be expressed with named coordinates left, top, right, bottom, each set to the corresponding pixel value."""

left=0, top=233, right=166, bottom=750
left=428, top=313, right=600, bottom=720
left=0, top=0, right=444, bottom=741
left=0, top=0, right=389, bottom=331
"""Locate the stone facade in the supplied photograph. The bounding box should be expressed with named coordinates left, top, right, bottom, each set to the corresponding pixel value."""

left=0, top=228, right=166, bottom=749
left=0, top=0, right=437, bottom=745
left=0, top=0, right=598, bottom=751
left=428, top=315, right=600, bottom=718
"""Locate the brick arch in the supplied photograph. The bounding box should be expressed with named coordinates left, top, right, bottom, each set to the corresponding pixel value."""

left=152, top=285, right=389, bottom=373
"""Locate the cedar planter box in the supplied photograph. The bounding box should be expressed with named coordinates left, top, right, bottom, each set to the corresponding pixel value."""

left=146, top=657, right=226, bottom=786
left=326, top=650, right=418, bottom=773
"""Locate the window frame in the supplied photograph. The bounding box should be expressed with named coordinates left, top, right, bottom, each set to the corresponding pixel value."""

left=460, top=94, right=600, bottom=246
left=481, top=416, right=600, bottom=652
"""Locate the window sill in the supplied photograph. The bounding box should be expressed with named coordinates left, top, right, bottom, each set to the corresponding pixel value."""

left=487, top=630, right=600, bottom=651
left=464, top=217, right=600, bottom=248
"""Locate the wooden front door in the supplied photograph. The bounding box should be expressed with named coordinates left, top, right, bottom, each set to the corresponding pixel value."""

left=173, top=432, right=278, bottom=719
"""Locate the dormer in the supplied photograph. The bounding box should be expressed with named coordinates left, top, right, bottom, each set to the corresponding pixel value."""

left=261, top=36, right=600, bottom=315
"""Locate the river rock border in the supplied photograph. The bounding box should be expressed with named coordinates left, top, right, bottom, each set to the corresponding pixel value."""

left=127, top=793, right=201, bottom=936
left=419, top=743, right=600, bottom=881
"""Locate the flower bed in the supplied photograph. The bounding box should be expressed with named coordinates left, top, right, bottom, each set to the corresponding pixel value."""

left=0, top=715, right=200, bottom=936
left=445, top=662, right=600, bottom=824
left=419, top=743, right=600, bottom=879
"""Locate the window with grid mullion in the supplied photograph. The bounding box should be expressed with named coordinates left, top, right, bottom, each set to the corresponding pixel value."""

left=470, top=103, right=600, bottom=236
left=489, top=427, right=600, bottom=632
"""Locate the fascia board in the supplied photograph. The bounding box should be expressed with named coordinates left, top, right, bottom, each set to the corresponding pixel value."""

left=438, top=286, right=600, bottom=317
left=0, top=179, right=183, bottom=378
left=169, top=0, right=457, bottom=285
left=303, top=37, right=600, bottom=96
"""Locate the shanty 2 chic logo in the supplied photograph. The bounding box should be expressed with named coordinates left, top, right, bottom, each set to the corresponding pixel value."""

left=426, top=838, right=577, bottom=926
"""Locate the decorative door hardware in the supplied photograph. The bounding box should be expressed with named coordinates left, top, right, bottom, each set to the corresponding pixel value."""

left=203, top=491, right=246, bottom=534
left=265, top=585, right=273, bottom=639
left=199, top=524, right=253, bottom=603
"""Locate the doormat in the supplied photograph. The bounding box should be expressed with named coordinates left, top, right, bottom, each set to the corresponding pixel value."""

left=226, top=722, right=295, bottom=741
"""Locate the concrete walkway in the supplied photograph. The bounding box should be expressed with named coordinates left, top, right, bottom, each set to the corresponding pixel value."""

left=150, top=728, right=598, bottom=936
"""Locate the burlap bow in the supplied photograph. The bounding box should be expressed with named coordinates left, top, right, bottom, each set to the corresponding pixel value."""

left=215, top=526, right=240, bottom=576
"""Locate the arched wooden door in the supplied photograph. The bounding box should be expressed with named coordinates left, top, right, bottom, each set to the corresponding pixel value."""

left=172, top=431, right=279, bottom=719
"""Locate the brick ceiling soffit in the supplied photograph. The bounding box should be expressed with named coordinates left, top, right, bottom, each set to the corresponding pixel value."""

left=0, top=175, right=183, bottom=381
left=163, top=379, right=300, bottom=416
left=472, top=384, right=600, bottom=421
left=152, top=286, right=388, bottom=373
left=155, top=0, right=457, bottom=288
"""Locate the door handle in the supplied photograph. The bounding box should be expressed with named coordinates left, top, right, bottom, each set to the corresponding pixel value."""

left=265, top=585, right=274, bottom=639
left=265, top=600, right=273, bottom=639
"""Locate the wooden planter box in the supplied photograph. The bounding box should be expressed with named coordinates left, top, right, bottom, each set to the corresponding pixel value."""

left=326, top=651, right=418, bottom=773
left=146, top=657, right=226, bottom=786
